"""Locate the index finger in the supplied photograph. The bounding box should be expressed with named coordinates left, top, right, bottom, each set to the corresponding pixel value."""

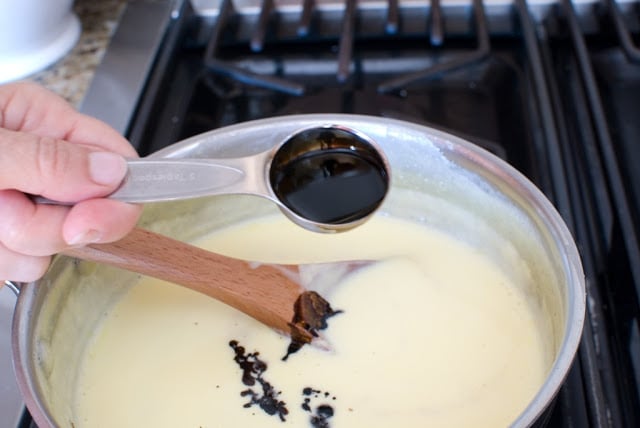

left=0, top=128, right=127, bottom=202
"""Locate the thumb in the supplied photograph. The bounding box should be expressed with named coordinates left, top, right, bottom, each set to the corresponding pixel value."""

left=0, top=128, right=127, bottom=202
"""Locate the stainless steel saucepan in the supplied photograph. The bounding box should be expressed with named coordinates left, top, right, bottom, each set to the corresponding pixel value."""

left=9, top=114, right=585, bottom=427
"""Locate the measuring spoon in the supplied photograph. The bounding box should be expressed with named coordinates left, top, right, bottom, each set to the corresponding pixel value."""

left=103, top=125, right=390, bottom=232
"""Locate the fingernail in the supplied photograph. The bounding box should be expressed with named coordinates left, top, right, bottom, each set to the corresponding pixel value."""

left=66, top=229, right=102, bottom=246
left=89, top=152, right=127, bottom=186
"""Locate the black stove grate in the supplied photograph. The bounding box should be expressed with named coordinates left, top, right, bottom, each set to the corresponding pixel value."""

left=202, top=0, right=497, bottom=94
left=606, top=0, right=640, bottom=63
left=203, top=0, right=306, bottom=95
left=378, top=0, right=491, bottom=93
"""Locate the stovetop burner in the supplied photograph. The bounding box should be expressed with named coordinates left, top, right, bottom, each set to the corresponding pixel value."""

left=4, top=0, right=640, bottom=426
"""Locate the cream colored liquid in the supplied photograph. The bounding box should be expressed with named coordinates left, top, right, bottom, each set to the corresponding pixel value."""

left=73, top=215, right=548, bottom=428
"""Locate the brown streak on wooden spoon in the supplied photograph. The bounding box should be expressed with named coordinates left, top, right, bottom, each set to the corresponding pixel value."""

left=62, top=227, right=324, bottom=347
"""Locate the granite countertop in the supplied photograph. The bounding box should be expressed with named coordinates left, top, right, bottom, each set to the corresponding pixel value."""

left=29, top=0, right=127, bottom=108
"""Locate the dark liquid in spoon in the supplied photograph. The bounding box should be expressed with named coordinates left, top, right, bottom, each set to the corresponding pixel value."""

left=270, top=128, right=389, bottom=225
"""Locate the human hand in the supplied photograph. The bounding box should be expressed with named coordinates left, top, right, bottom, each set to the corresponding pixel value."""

left=0, top=82, right=142, bottom=282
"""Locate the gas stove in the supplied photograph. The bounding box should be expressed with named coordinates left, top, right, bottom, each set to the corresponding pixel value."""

left=2, top=0, right=640, bottom=426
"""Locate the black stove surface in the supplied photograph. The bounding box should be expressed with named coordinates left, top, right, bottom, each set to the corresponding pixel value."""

left=139, top=44, right=528, bottom=161
left=23, top=1, right=640, bottom=427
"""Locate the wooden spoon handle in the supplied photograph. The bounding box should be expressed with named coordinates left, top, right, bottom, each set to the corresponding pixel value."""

left=63, top=227, right=304, bottom=337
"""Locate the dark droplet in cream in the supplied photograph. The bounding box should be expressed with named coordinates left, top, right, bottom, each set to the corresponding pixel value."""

left=229, top=340, right=289, bottom=421
left=302, top=387, right=337, bottom=428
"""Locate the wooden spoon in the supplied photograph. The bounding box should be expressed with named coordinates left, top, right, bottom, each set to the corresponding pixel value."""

left=62, top=227, right=346, bottom=353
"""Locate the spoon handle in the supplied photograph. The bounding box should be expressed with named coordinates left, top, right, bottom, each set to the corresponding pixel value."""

left=34, top=154, right=270, bottom=205
left=62, top=227, right=306, bottom=338
left=108, top=158, right=248, bottom=203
